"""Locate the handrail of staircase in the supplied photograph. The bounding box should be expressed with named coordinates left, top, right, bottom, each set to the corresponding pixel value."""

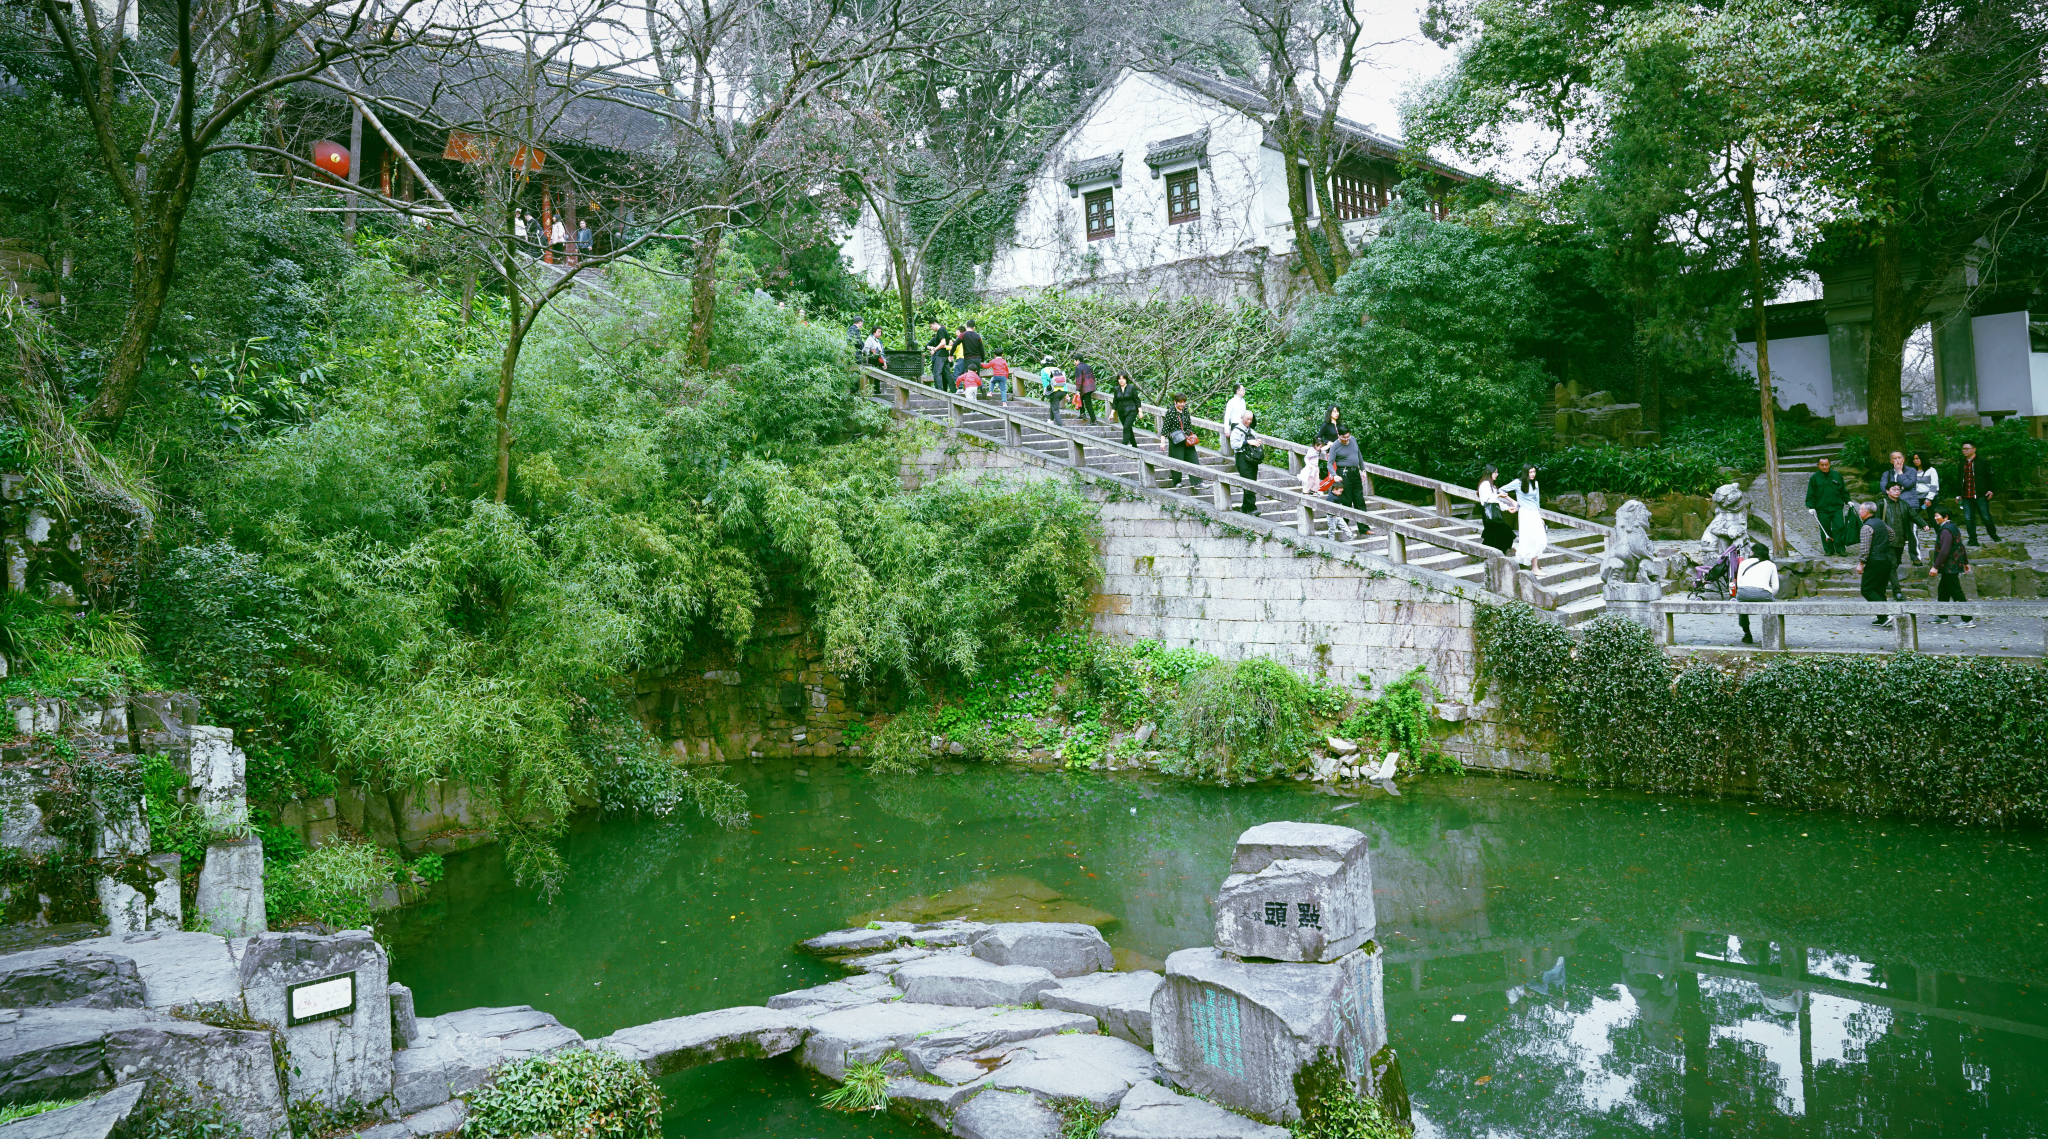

left=862, top=367, right=1603, bottom=596
left=1143, top=401, right=1617, bottom=539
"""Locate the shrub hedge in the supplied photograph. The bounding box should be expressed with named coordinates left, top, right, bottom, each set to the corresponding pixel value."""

left=1475, top=603, right=2048, bottom=825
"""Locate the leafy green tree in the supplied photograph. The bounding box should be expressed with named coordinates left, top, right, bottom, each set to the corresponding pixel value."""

left=1280, top=207, right=1546, bottom=477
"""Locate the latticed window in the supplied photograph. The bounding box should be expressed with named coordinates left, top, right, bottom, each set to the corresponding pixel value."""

left=1331, top=171, right=1382, bottom=220
left=1085, top=189, right=1115, bottom=241
left=1166, top=170, right=1200, bottom=224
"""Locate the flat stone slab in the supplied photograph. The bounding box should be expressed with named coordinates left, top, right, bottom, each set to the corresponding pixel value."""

left=952, top=1087, right=1064, bottom=1139
left=592, top=1006, right=806, bottom=1076
left=348, top=1097, right=467, bottom=1139
left=799, top=920, right=992, bottom=959
left=1041, top=971, right=1162, bottom=1049
left=982, top=1031, right=1158, bottom=1109
left=969, top=923, right=1114, bottom=978
left=892, top=956, right=1058, bottom=1007
left=0, top=1080, right=145, bottom=1139
left=431, top=1005, right=582, bottom=1060
left=884, top=1075, right=983, bottom=1130
left=64, top=932, right=239, bottom=1009
left=766, top=972, right=899, bottom=1013
left=392, top=1019, right=504, bottom=1116
left=797, top=1001, right=982, bottom=1080
left=847, top=944, right=969, bottom=975
left=1099, top=1080, right=1290, bottom=1139
left=0, top=946, right=146, bottom=1011
left=901, top=1008, right=1097, bottom=1079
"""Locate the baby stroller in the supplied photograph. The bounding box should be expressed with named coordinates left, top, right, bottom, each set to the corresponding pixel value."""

left=1687, top=540, right=1744, bottom=600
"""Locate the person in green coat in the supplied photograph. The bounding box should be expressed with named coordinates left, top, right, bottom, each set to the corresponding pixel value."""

left=1805, top=456, right=1850, bottom=556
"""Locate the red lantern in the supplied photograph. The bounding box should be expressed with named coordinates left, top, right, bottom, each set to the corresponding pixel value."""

left=312, top=140, right=351, bottom=179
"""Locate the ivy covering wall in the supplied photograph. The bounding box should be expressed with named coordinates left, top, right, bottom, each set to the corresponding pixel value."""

left=1475, top=604, right=2048, bottom=826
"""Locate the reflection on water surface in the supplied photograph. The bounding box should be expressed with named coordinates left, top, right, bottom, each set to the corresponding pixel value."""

left=387, top=760, right=2047, bottom=1137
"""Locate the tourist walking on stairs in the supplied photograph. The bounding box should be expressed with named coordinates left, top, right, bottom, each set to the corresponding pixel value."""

left=1928, top=506, right=1974, bottom=628
left=1856, top=502, right=1898, bottom=624
left=1806, top=456, right=1849, bottom=556
left=1162, top=394, right=1200, bottom=489
left=1074, top=357, right=1099, bottom=424
left=1223, top=384, right=1249, bottom=456
left=1477, top=466, right=1515, bottom=554
left=1316, top=406, right=1343, bottom=479
left=1229, top=413, right=1263, bottom=514
left=1499, top=465, right=1548, bottom=572
left=1042, top=357, right=1069, bottom=425
left=1112, top=374, right=1140, bottom=445
left=1330, top=429, right=1367, bottom=540
left=927, top=322, right=952, bottom=390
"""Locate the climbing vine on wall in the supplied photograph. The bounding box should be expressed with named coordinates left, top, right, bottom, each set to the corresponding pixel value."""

left=1475, top=603, right=2048, bottom=825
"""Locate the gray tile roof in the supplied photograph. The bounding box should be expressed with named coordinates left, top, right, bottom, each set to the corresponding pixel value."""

left=1062, top=151, right=1125, bottom=186
left=1161, top=65, right=1471, bottom=180
left=1144, top=129, right=1208, bottom=171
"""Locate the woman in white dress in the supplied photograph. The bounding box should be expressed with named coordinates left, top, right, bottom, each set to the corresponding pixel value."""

left=1498, top=464, right=1548, bottom=571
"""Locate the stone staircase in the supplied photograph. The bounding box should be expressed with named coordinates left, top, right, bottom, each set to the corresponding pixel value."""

left=872, top=373, right=1617, bottom=624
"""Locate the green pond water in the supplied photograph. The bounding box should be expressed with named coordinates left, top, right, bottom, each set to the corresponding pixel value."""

left=387, top=760, right=2048, bottom=1138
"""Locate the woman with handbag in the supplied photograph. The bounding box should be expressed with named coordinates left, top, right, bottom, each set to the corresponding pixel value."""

left=1477, top=465, right=1515, bottom=553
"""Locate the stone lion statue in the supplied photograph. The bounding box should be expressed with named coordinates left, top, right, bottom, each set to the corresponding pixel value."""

left=1601, top=499, right=1663, bottom=585
left=1701, top=482, right=1751, bottom=560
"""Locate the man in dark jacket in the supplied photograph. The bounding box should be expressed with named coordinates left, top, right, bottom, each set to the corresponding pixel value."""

left=1805, top=456, right=1850, bottom=555
left=957, top=323, right=985, bottom=385
left=1111, top=375, right=1142, bottom=445
left=1856, top=502, right=1897, bottom=624
left=1162, top=394, right=1200, bottom=489
left=1927, top=505, right=1974, bottom=628
left=1881, top=480, right=1919, bottom=567
left=1957, top=441, right=1998, bottom=545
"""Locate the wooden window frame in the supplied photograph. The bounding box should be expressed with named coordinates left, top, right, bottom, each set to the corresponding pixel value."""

left=1084, top=188, right=1115, bottom=241
left=1330, top=170, right=1382, bottom=221
left=1165, top=169, right=1201, bottom=224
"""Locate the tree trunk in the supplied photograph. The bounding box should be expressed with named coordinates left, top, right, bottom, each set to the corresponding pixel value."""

left=1866, top=227, right=1909, bottom=457
left=1312, top=163, right=1352, bottom=280
left=1281, top=143, right=1333, bottom=294
left=685, top=221, right=724, bottom=371
left=494, top=265, right=525, bottom=504
left=82, top=165, right=201, bottom=430
left=1739, top=162, right=1787, bottom=555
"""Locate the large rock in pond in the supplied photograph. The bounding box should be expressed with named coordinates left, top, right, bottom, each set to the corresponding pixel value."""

left=951, top=1087, right=1065, bottom=1139
left=799, top=920, right=991, bottom=960
left=969, top=923, right=1114, bottom=978
left=891, top=956, right=1058, bottom=1008
left=1212, top=822, right=1373, bottom=963
left=1099, top=1080, right=1290, bottom=1139
left=63, top=931, right=240, bottom=1009
left=798, top=1002, right=981, bottom=1080
left=431, top=1005, right=582, bottom=1060
left=899, top=1008, right=1095, bottom=1079
left=1151, top=946, right=1386, bottom=1124
left=767, top=972, right=899, bottom=1014
left=592, top=1006, right=806, bottom=1077
left=0, top=1081, right=145, bottom=1139
left=391, top=1018, right=505, bottom=1116
left=1040, top=971, right=1162, bottom=1048
left=237, top=930, right=393, bottom=1110
left=0, top=946, right=145, bottom=1009
left=982, top=1032, right=1158, bottom=1110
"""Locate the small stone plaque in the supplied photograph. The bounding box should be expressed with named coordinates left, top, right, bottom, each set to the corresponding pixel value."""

left=288, top=971, right=357, bottom=1025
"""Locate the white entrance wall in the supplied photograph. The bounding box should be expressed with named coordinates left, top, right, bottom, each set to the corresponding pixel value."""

left=1735, top=334, right=1834, bottom=415
left=1972, top=310, right=2035, bottom=416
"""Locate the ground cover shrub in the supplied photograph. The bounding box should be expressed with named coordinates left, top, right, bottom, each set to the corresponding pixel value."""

left=818, top=1059, right=891, bottom=1112
left=1159, top=657, right=1346, bottom=785
left=1058, top=1101, right=1115, bottom=1139
left=1340, top=667, right=1456, bottom=774
left=270, top=841, right=398, bottom=929
left=1476, top=602, right=2048, bottom=824
left=0, top=592, right=157, bottom=699
left=1538, top=413, right=1835, bottom=498
left=118, top=1078, right=252, bottom=1139
left=463, top=1047, right=661, bottom=1139
left=0, top=1099, right=82, bottom=1125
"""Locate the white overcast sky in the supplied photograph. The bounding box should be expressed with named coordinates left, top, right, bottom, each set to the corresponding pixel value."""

left=1335, top=1, right=1459, bottom=139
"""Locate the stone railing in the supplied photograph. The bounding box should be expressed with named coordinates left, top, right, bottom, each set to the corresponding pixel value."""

left=865, top=368, right=1573, bottom=600
left=1649, top=598, right=2048, bottom=654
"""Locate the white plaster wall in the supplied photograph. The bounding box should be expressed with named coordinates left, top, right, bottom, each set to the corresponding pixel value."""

left=1972, top=311, right=2035, bottom=416
left=2033, top=352, right=2048, bottom=417
left=1735, top=335, right=1833, bottom=415
left=986, top=72, right=1274, bottom=294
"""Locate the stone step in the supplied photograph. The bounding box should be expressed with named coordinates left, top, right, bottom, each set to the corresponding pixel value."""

left=1557, top=594, right=1609, bottom=625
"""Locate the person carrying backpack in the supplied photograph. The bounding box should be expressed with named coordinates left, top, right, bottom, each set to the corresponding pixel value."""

left=1228, top=412, right=1264, bottom=513
left=1928, top=505, right=1974, bottom=628
left=1041, top=356, right=1069, bottom=425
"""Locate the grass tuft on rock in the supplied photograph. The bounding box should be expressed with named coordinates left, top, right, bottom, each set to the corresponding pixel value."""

left=819, top=1059, right=891, bottom=1112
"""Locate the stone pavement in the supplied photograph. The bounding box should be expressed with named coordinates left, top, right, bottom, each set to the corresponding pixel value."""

left=1670, top=610, right=2044, bottom=656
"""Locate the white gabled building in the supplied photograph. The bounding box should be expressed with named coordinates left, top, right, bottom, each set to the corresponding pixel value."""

left=844, top=66, right=1468, bottom=313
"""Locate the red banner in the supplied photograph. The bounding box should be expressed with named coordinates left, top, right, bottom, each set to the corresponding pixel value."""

left=443, top=131, right=482, bottom=163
